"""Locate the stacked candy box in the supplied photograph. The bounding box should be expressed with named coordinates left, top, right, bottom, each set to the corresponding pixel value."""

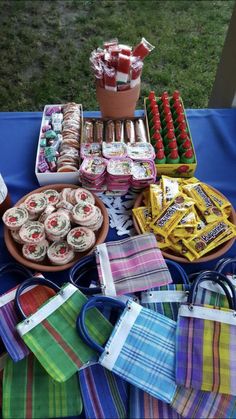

left=35, top=103, right=83, bottom=185
left=79, top=116, right=156, bottom=195
left=144, top=91, right=197, bottom=178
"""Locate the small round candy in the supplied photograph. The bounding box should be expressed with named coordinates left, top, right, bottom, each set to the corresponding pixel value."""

left=24, top=193, right=47, bottom=215
left=2, top=207, right=29, bottom=230
left=19, top=221, right=45, bottom=244
left=47, top=241, right=75, bottom=265
left=22, top=240, right=49, bottom=262
left=67, top=227, right=96, bottom=252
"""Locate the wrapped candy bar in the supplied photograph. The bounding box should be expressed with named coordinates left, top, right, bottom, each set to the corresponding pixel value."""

left=104, top=65, right=117, bottom=91
left=116, top=53, right=131, bottom=83
left=132, top=37, right=155, bottom=60
left=130, top=59, right=143, bottom=88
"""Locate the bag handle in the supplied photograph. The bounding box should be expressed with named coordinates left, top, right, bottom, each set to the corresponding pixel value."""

left=69, top=254, right=101, bottom=295
left=15, top=277, right=61, bottom=320
left=164, top=259, right=189, bottom=284
left=0, top=262, right=32, bottom=279
left=215, top=257, right=236, bottom=274
left=187, top=271, right=236, bottom=310
left=76, top=296, right=126, bottom=354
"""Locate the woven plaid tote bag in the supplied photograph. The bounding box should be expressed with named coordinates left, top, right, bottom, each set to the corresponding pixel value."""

left=176, top=270, right=236, bottom=395
left=77, top=295, right=177, bottom=403
left=79, top=362, right=129, bottom=419
left=70, top=234, right=172, bottom=297
left=0, top=263, right=55, bottom=362
left=2, top=353, right=83, bottom=419
left=15, top=277, right=112, bottom=382
left=129, top=259, right=189, bottom=418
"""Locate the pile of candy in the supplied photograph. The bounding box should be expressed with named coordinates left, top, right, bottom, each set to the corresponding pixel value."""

left=79, top=156, right=156, bottom=195
left=2, top=188, right=103, bottom=265
left=90, top=38, right=154, bottom=91
left=82, top=118, right=147, bottom=144
left=133, top=176, right=236, bottom=261
left=37, top=103, right=82, bottom=173
left=146, top=91, right=196, bottom=165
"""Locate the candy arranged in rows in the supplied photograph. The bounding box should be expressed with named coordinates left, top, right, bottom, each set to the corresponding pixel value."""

left=79, top=157, right=156, bottom=194
left=2, top=188, right=103, bottom=265
left=82, top=118, right=148, bottom=144
left=90, top=37, right=154, bottom=91
left=146, top=91, right=196, bottom=165
left=81, top=141, right=155, bottom=160
left=133, top=176, right=236, bottom=260
left=37, top=103, right=82, bottom=174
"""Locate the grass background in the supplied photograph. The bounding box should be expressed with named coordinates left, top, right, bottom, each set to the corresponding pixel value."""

left=0, top=0, right=234, bottom=111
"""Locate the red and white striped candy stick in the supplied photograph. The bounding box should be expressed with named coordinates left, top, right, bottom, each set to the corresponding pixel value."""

left=130, top=58, right=143, bottom=88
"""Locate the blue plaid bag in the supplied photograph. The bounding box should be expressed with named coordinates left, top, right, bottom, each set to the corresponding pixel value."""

left=79, top=363, right=129, bottom=419
left=129, top=260, right=188, bottom=418
left=77, top=296, right=177, bottom=404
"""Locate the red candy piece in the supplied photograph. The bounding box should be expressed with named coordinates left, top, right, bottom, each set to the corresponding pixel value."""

left=149, top=91, right=156, bottom=101
left=157, top=150, right=165, bottom=159
left=168, top=140, right=177, bottom=150
left=152, top=132, right=162, bottom=141
left=184, top=149, right=194, bottom=158
left=155, top=140, right=164, bottom=150
left=169, top=150, right=179, bottom=159
left=165, top=129, right=175, bottom=140
left=172, top=90, right=180, bottom=100
left=182, top=139, right=192, bottom=150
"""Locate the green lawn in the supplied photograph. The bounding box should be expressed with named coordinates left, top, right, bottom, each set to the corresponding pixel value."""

left=0, top=0, right=234, bottom=111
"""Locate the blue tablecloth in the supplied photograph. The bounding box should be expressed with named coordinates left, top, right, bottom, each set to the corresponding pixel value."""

left=0, top=109, right=236, bottom=291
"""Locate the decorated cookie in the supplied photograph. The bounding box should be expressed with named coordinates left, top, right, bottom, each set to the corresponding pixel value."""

left=43, top=189, right=60, bottom=205
left=74, top=188, right=95, bottom=205
left=72, top=201, right=97, bottom=225
left=44, top=212, right=71, bottom=238
left=24, top=193, right=47, bottom=215
left=19, top=221, right=45, bottom=244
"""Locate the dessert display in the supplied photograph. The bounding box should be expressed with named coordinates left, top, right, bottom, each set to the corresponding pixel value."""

left=145, top=90, right=197, bottom=177
left=133, top=176, right=236, bottom=262
left=3, top=185, right=109, bottom=270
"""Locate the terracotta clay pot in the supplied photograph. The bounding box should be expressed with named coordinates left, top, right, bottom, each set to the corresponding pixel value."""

left=96, top=83, right=140, bottom=119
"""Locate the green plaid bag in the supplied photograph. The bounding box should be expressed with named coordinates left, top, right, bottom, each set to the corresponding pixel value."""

left=16, top=277, right=112, bottom=382
left=2, top=353, right=83, bottom=419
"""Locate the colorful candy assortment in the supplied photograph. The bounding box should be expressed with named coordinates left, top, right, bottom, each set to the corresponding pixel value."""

left=82, top=118, right=148, bottom=145
left=2, top=187, right=103, bottom=265
left=37, top=103, right=82, bottom=173
left=90, top=38, right=155, bottom=91
left=146, top=91, right=196, bottom=165
left=133, top=176, right=236, bottom=261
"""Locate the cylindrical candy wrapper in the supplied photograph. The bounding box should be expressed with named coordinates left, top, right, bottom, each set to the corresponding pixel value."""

left=132, top=37, right=155, bottom=60
left=94, top=121, right=104, bottom=143
left=135, top=119, right=148, bottom=142
left=104, top=65, right=117, bottom=91
left=105, top=120, right=115, bottom=142
left=103, top=38, right=118, bottom=49
left=119, top=44, right=132, bottom=56
left=116, top=53, right=131, bottom=83
left=115, top=120, right=124, bottom=142
left=83, top=121, right=94, bottom=143
left=130, top=59, right=143, bottom=88
left=125, top=120, right=135, bottom=143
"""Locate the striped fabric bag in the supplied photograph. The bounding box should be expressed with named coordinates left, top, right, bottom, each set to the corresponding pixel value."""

left=16, top=277, right=112, bottom=382
left=0, top=264, right=55, bottom=362
left=95, top=233, right=172, bottom=296
left=129, top=260, right=188, bottom=418
left=171, top=386, right=236, bottom=418
left=77, top=296, right=177, bottom=403
left=0, top=352, right=8, bottom=410
left=79, top=363, right=129, bottom=419
left=176, top=271, right=236, bottom=395
left=2, top=353, right=82, bottom=419
left=130, top=385, right=181, bottom=419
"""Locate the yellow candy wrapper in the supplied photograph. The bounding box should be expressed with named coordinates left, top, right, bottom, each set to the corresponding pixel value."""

left=183, top=219, right=236, bottom=260
left=132, top=206, right=152, bottom=233
left=150, top=194, right=191, bottom=238
left=150, top=184, right=163, bottom=216
left=162, top=176, right=180, bottom=207
left=183, top=182, right=223, bottom=223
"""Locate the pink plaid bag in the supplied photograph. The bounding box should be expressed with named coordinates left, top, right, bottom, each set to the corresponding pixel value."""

left=70, top=234, right=172, bottom=296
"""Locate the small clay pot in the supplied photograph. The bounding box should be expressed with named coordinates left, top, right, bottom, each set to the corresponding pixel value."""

left=96, top=83, right=140, bottom=119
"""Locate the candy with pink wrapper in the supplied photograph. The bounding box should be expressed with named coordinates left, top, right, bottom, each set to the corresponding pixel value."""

left=90, top=37, right=155, bottom=91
